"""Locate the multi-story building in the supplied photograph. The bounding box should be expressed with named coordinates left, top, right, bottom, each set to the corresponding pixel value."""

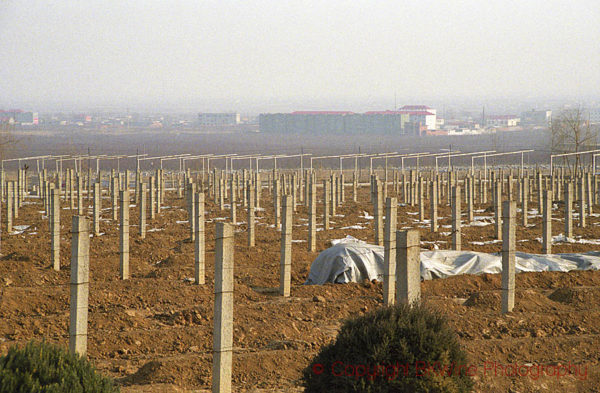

left=520, top=110, right=552, bottom=126
left=0, top=110, right=38, bottom=125
left=587, top=108, right=600, bottom=124
left=361, top=111, right=411, bottom=134
left=398, top=105, right=437, bottom=130
left=486, top=115, right=520, bottom=127
left=259, top=105, right=436, bottom=135
left=259, top=111, right=421, bottom=135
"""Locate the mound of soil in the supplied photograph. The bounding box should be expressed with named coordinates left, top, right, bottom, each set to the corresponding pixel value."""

left=548, top=287, right=600, bottom=309
left=464, top=290, right=501, bottom=308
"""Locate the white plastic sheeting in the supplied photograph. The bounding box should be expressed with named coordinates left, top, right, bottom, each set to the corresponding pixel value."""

left=305, top=236, right=384, bottom=285
left=304, top=236, right=600, bottom=285
left=10, top=225, right=31, bottom=235
left=420, top=250, right=600, bottom=280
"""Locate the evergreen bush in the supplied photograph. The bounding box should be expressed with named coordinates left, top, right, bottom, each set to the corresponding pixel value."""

left=0, top=341, right=119, bottom=393
left=303, top=303, right=473, bottom=392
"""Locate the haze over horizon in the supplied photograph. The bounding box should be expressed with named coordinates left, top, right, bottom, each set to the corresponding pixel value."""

left=1, top=1, right=598, bottom=113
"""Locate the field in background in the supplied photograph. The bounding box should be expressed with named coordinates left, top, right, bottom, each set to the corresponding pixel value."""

left=2, top=128, right=551, bottom=170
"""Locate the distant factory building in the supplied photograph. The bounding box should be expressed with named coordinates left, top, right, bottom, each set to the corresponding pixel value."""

left=198, top=112, right=240, bottom=126
left=520, top=109, right=552, bottom=126
left=259, top=105, right=436, bottom=135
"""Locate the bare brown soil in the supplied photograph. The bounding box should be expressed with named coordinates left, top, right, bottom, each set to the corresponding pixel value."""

left=1, top=185, right=599, bottom=392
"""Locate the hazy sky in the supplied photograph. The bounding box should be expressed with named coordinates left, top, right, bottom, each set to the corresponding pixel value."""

left=0, top=1, right=598, bottom=112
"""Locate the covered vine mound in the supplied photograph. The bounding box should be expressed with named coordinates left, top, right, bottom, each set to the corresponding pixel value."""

left=302, top=303, right=473, bottom=393
left=0, top=340, right=119, bottom=393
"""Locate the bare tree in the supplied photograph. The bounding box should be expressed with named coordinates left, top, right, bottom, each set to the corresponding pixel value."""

left=550, top=107, right=596, bottom=177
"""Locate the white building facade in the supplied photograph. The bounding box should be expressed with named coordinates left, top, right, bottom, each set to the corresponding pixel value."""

left=398, top=105, right=437, bottom=130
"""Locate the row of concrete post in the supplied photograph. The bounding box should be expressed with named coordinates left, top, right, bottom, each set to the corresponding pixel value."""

left=6, top=164, right=600, bottom=393
left=65, top=213, right=235, bottom=393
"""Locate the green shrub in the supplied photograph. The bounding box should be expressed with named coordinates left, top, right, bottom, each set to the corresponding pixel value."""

left=303, top=303, right=473, bottom=393
left=0, top=341, right=119, bottom=393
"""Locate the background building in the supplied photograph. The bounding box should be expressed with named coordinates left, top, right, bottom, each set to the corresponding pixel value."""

left=520, top=109, right=552, bottom=126
left=398, top=105, right=437, bottom=130
left=259, top=111, right=422, bottom=135
left=486, top=115, right=520, bottom=127
left=259, top=105, right=436, bottom=135
left=0, top=110, right=38, bottom=125
left=587, top=108, right=600, bottom=124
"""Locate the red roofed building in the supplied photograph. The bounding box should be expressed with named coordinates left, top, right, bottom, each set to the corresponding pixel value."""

left=258, top=106, right=438, bottom=135
left=291, top=111, right=355, bottom=115
left=396, top=105, right=437, bottom=130
left=364, top=110, right=405, bottom=115
left=0, top=109, right=37, bottom=125
left=399, top=105, right=434, bottom=112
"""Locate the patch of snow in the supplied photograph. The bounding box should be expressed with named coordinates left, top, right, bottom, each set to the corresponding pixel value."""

left=470, top=240, right=502, bottom=245
left=468, top=221, right=492, bottom=227
left=538, top=234, right=600, bottom=245
left=331, top=235, right=365, bottom=245
left=360, top=211, right=374, bottom=220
